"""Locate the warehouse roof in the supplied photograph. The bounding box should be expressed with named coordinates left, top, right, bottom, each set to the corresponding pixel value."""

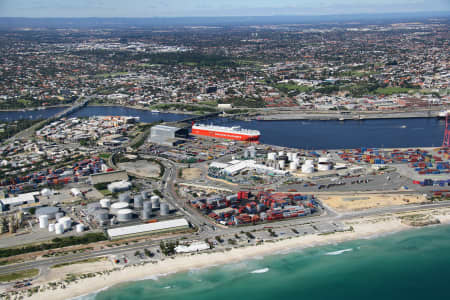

left=0, top=192, right=39, bottom=206
left=209, top=162, right=229, bottom=169
left=107, top=218, right=189, bottom=239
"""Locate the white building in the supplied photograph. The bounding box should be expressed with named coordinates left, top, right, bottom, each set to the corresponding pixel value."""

left=175, top=241, right=210, bottom=253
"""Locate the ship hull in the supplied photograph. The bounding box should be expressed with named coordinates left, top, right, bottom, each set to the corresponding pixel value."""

left=191, top=128, right=260, bottom=141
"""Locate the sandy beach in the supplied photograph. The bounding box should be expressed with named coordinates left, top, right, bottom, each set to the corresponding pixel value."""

left=5, top=209, right=450, bottom=300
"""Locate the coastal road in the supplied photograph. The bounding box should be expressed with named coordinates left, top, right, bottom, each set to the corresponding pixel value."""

left=1, top=200, right=450, bottom=277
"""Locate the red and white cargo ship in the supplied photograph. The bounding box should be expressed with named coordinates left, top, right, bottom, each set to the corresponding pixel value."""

left=191, top=123, right=260, bottom=142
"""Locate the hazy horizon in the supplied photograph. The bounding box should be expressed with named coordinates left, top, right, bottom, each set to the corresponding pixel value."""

left=0, top=0, right=449, bottom=18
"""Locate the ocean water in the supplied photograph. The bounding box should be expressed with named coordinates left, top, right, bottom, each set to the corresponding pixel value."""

left=84, top=225, right=450, bottom=300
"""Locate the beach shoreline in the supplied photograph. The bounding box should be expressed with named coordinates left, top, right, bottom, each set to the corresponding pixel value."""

left=10, top=209, right=448, bottom=300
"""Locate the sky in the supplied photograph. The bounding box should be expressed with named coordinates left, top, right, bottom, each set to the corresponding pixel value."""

left=0, top=0, right=449, bottom=18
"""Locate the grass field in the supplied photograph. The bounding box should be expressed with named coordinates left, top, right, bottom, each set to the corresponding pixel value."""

left=0, top=268, right=39, bottom=282
left=51, top=257, right=106, bottom=269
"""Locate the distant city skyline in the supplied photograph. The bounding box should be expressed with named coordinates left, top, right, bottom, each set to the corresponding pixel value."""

left=0, top=0, right=449, bottom=18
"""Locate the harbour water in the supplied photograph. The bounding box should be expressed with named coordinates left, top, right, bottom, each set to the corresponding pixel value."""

left=82, top=224, right=450, bottom=300
left=4, top=106, right=446, bottom=149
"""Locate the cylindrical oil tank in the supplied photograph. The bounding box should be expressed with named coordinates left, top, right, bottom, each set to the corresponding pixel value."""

left=134, top=195, right=143, bottom=208
left=278, top=151, right=285, bottom=157
left=304, top=159, right=314, bottom=166
left=118, top=192, right=131, bottom=203
left=287, top=152, right=293, bottom=161
left=36, top=207, right=59, bottom=219
left=318, top=163, right=331, bottom=171
left=55, top=212, right=64, bottom=221
left=160, top=203, right=170, bottom=216
left=302, top=164, right=314, bottom=174
left=100, top=198, right=111, bottom=208
left=289, top=162, right=298, bottom=171
left=48, top=223, right=55, bottom=232
left=39, top=215, right=49, bottom=229
left=111, top=202, right=129, bottom=214
left=94, top=209, right=109, bottom=222
left=59, top=217, right=72, bottom=230
left=141, top=191, right=149, bottom=200
left=55, top=223, right=64, bottom=234
left=142, top=210, right=152, bottom=219
left=249, top=146, right=256, bottom=158
left=76, top=224, right=84, bottom=233
left=267, top=152, right=277, bottom=161
left=143, top=201, right=152, bottom=212
left=151, top=196, right=160, bottom=209
left=117, top=209, right=134, bottom=222
left=87, top=202, right=102, bottom=214
left=278, top=160, right=286, bottom=169
left=318, top=157, right=330, bottom=163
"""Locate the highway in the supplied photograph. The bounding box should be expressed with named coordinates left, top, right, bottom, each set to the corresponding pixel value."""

left=1, top=151, right=450, bottom=280
left=2, top=196, right=449, bottom=277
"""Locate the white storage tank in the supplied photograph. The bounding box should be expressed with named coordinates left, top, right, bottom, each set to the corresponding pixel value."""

left=249, top=146, right=256, bottom=158
left=151, top=196, right=160, bottom=209
left=304, top=160, right=314, bottom=166
left=318, top=163, right=331, bottom=171
left=267, top=152, right=277, bottom=161
left=117, top=209, right=134, bottom=222
left=94, top=209, right=109, bottom=222
left=36, top=207, right=59, bottom=219
left=289, top=162, right=298, bottom=171
left=287, top=152, right=293, bottom=161
left=118, top=192, right=131, bottom=203
left=55, top=212, right=64, bottom=221
left=318, top=157, right=330, bottom=163
left=100, top=198, right=111, bottom=208
left=160, top=203, right=170, bottom=216
left=143, top=201, right=152, bottom=212
left=111, top=202, right=129, bottom=214
left=302, top=164, right=314, bottom=174
left=39, top=215, right=49, bottom=229
left=59, top=217, right=72, bottom=230
left=108, top=181, right=132, bottom=193
left=278, top=151, right=285, bottom=157
left=142, top=210, right=152, bottom=219
left=76, top=224, right=84, bottom=233
left=48, top=223, right=55, bottom=232
left=278, top=160, right=286, bottom=169
left=55, top=223, right=64, bottom=234
left=134, top=195, right=143, bottom=208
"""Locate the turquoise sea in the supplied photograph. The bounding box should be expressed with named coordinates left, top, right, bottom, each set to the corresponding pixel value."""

left=80, top=225, right=450, bottom=300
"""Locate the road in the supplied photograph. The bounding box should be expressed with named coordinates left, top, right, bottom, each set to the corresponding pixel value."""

left=1, top=152, right=450, bottom=279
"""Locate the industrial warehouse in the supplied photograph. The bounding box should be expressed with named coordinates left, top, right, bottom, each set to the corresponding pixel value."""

left=107, top=218, right=190, bottom=240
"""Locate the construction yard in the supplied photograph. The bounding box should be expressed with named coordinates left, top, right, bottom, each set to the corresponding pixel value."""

left=320, top=192, right=428, bottom=212
left=117, top=160, right=161, bottom=178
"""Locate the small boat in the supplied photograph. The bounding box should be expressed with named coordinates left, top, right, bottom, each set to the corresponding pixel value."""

left=401, top=125, right=407, bottom=128
left=151, top=110, right=160, bottom=113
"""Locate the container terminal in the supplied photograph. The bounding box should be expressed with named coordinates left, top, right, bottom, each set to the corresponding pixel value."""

left=0, top=116, right=449, bottom=295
